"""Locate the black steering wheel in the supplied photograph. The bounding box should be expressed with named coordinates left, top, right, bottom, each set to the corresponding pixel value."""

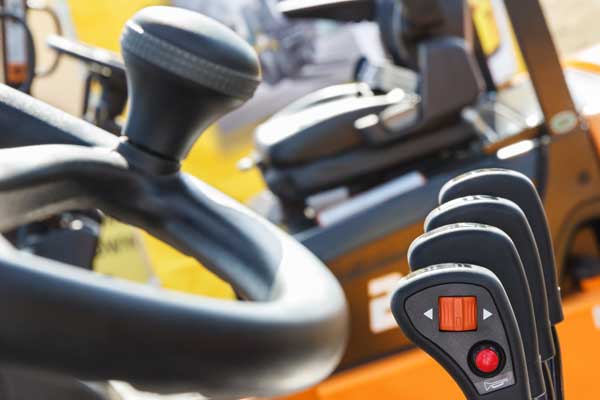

left=0, top=6, right=348, bottom=399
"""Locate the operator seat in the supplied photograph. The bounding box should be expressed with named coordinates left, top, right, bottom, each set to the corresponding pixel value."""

left=253, top=0, right=484, bottom=200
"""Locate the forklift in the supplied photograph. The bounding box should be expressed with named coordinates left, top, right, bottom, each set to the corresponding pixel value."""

left=0, top=0, right=599, bottom=398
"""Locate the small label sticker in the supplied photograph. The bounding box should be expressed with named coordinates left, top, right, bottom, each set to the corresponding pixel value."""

left=484, top=377, right=510, bottom=391
left=550, top=110, right=579, bottom=135
left=475, top=371, right=515, bottom=394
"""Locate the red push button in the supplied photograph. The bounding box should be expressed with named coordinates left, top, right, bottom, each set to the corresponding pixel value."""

left=474, top=348, right=500, bottom=374
left=438, top=296, right=477, bottom=331
left=469, top=342, right=505, bottom=377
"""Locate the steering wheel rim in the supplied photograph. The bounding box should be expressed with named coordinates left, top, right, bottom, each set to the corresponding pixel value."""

left=0, top=144, right=349, bottom=398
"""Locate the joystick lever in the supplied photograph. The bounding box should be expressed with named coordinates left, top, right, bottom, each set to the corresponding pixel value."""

left=439, top=169, right=563, bottom=324
left=391, top=264, right=532, bottom=399
left=408, top=223, right=546, bottom=398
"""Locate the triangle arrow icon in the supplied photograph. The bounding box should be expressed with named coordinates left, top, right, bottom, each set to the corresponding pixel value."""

left=424, top=308, right=433, bottom=320
left=483, top=309, right=493, bottom=320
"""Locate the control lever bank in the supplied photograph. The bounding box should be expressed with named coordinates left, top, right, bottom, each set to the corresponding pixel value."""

left=0, top=6, right=348, bottom=398
left=408, top=224, right=546, bottom=398
left=425, top=196, right=555, bottom=363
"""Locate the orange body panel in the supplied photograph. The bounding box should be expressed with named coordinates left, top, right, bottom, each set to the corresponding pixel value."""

left=282, top=285, right=600, bottom=400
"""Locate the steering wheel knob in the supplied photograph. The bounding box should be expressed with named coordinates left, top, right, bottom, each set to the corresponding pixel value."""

left=120, top=6, right=261, bottom=164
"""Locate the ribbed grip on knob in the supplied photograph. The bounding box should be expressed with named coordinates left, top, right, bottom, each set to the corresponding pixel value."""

left=121, top=14, right=260, bottom=99
left=120, top=6, right=261, bottom=164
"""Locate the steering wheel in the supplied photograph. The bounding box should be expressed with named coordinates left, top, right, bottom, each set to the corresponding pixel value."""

left=0, top=6, right=348, bottom=399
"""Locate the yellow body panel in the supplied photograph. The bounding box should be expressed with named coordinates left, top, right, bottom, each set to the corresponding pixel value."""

left=94, top=218, right=154, bottom=283
left=67, top=0, right=167, bottom=51
left=471, top=0, right=501, bottom=55
left=471, top=0, right=526, bottom=81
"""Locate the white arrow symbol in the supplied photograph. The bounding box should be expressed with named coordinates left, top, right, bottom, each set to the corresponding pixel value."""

left=424, top=308, right=433, bottom=320
left=483, top=309, right=493, bottom=320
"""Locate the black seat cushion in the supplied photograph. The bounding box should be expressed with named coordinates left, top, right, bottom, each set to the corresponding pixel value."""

left=255, top=91, right=403, bottom=167
left=263, top=120, right=476, bottom=200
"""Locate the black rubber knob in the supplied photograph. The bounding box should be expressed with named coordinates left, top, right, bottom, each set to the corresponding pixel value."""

left=120, top=6, right=261, bottom=162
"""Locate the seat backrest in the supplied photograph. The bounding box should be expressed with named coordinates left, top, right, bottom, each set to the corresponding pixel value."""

left=360, top=0, right=484, bottom=145
left=254, top=0, right=483, bottom=166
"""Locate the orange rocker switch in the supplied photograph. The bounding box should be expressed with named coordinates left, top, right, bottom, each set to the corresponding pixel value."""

left=438, top=296, right=478, bottom=331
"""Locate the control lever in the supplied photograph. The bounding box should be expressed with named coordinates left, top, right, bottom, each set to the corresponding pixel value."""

left=408, top=224, right=546, bottom=398
left=425, top=196, right=555, bottom=364
left=438, top=168, right=565, bottom=399
left=438, top=168, right=563, bottom=324
left=391, top=264, right=531, bottom=399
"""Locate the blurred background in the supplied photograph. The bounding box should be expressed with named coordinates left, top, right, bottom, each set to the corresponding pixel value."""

left=28, top=0, right=600, bottom=115
left=543, top=0, right=600, bottom=54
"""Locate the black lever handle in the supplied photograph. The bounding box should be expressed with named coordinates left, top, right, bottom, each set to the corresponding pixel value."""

left=120, top=7, right=261, bottom=164
left=439, top=168, right=564, bottom=325
left=391, top=264, right=532, bottom=399
left=425, top=195, right=555, bottom=363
